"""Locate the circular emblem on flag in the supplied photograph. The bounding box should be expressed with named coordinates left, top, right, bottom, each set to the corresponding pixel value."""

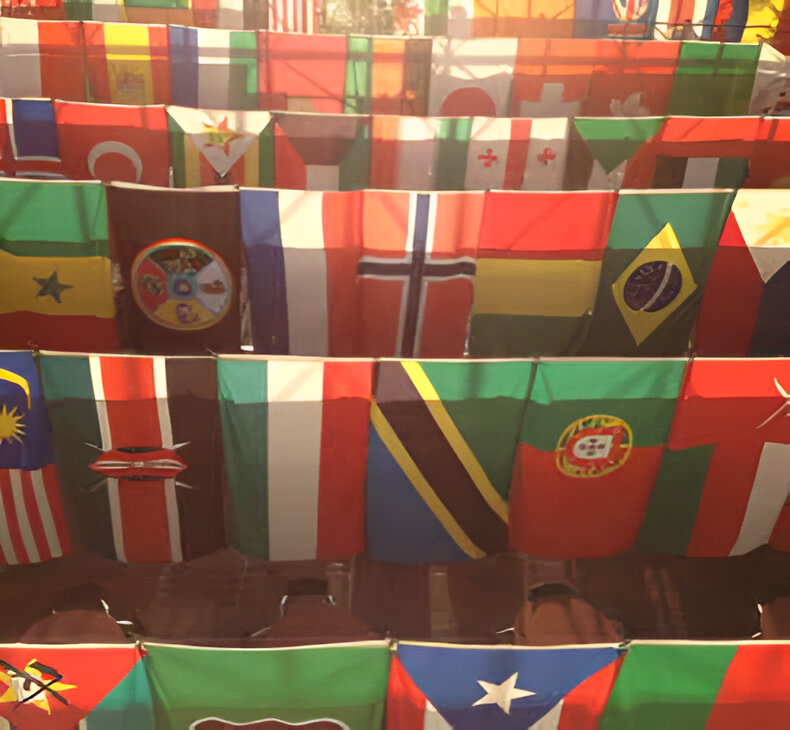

left=131, top=239, right=232, bottom=331
left=555, top=415, right=632, bottom=478
left=622, top=261, right=683, bottom=312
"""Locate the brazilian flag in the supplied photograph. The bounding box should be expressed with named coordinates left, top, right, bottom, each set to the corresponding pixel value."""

left=581, top=190, right=734, bottom=356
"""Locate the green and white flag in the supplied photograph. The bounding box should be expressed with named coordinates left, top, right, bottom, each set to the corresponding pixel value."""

left=145, top=641, right=391, bottom=730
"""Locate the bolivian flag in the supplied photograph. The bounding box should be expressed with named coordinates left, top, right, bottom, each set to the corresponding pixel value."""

left=0, top=179, right=118, bottom=351
left=469, top=191, right=617, bottom=357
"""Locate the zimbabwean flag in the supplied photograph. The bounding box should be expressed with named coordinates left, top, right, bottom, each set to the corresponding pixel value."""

left=581, top=190, right=733, bottom=356
left=145, top=641, right=391, bottom=730
left=509, top=358, right=686, bottom=558
left=367, top=359, right=531, bottom=563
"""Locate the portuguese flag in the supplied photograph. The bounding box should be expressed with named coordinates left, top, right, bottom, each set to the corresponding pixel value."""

left=600, top=642, right=790, bottom=729
left=0, top=643, right=151, bottom=730
left=0, top=179, right=118, bottom=352
left=508, top=358, right=686, bottom=558
left=145, top=641, right=391, bottom=730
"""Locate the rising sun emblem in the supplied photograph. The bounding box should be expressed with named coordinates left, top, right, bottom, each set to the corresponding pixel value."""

left=0, top=404, right=25, bottom=446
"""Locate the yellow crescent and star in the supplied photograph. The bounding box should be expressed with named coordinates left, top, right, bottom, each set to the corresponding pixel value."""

left=0, top=368, right=31, bottom=448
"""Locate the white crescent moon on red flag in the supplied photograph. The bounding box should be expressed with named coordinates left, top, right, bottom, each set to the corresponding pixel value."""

left=87, top=141, right=143, bottom=183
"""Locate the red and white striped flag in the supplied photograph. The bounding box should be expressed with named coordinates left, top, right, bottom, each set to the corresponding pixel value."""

left=0, top=464, right=71, bottom=565
left=268, top=0, right=318, bottom=32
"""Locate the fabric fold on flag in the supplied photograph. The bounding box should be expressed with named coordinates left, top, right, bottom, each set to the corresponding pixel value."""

left=509, top=358, right=687, bottom=558
left=40, top=352, right=225, bottom=563
left=218, top=355, right=371, bottom=560
left=367, top=359, right=531, bottom=563
left=0, top=350, right=72, bottom=565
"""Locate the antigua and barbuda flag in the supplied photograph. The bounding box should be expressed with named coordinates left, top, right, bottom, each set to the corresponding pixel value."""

left=388, top=641, right=624, bottom=730
left=0, top=643, right=152, bottom=729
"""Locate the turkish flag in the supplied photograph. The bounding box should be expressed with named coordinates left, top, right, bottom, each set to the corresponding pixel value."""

left=54, top=101, right=170, bottom=187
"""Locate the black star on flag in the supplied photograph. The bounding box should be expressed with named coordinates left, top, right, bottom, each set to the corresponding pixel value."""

left=33, top=271, right=73, bottom=304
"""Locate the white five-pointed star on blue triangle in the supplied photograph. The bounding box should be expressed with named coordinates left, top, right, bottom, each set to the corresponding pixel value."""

left=472, top=672, right=536, bottom=714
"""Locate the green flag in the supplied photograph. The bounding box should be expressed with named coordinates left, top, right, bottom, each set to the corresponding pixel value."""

left=581, top=190, right=734, bottom=356
left=145, top=641, right=391, bottom=730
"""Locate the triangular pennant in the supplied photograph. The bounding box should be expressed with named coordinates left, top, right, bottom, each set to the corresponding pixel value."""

left=612, top=222, right=697, bottom=345
left=166, top=106, right=271, bottom=178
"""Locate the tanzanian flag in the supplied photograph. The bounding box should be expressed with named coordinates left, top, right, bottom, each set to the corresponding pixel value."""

left=145, top=641, right=391, bottom=730
left=367, top=359, right=532, bottom=563
left=0, top=179, right=118, bottom=352
left=508, top=358, right=686, bottom=558
left=599, top=642, right=790, bottom=729
left=581, top=190, right=734, bottom=356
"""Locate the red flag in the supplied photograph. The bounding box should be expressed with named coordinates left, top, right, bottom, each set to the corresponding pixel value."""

left=55, top=101, right=171, bottom=187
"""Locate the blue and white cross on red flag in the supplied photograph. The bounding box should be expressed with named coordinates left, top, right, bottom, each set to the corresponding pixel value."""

left=390, top=641, right=624, bottom=729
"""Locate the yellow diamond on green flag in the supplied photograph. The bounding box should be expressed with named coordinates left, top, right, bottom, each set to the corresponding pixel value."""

left=612, top=223, right=696, bottom=346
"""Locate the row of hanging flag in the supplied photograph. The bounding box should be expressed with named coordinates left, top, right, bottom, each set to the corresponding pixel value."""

left=4, top=99, right=790, bottom=190
left=2, top=348, right=790, bottom=565
left=0, top=18, right=786, bottom=115
left=1, top=639, right=789, bottom=729
left=1, top=0, right=786, bottom=41
left=0, top=179, right=788, bottom=360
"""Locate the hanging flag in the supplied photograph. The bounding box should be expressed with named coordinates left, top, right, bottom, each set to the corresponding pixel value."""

left=259, top=31, right=348, bottom=113
left=272, top=111, right=370, bottom=190
left=267, top=0, right=319, bottom=31
left=190, top=0, right=244, bottom=30
left=0, top=644, right=151, bottom=729
left=430, top=37, right=518, bottom=116
left=369, top=116, right=443, bottom=190
left=581, top=190, right=733, bottom=356
left=0, top=18, right=86, bottom=101
left=509, top=358, right=686, bottom=558
left=0, top=351, right=71, bottom=566
left=358, top=191, right=483, bottom=358
left=169, top=26, right=258, bottom=110
left=0, top=179, right=117, bottom=352
left=390, top=642, right=624, bottom=730
left=565, top=117, right=665, bottom=190
left=122, top=0, right=194, bottom=26
left=460, top=117, right=531, bottom=190
left=599, top=642, right=790, bottom=728
left=635, top=359, right=790, bottom=556
left=2, top=99, right=63, bottom=179
left=574, top=0, right=659, bottom=37
left=83, top=21, right=171, bottom=105
left=470, top=0, right=575, bottom=37
left=695, top=189, right=787, bottom=356
left=107, top=183, right=241, bottom=354
left=167, top=106, right=272, bottom=187
left=749, top=43, right=788, bottom=115
left=367, top=359, right=531, bottom=563
left=55, top=101, right=170, bottom=187
left=667, top=41, right=762, bottom=115
left=218, top=356, right=371, bottom=560
left=653, top=0, right=719, bottom=39
left=512, top=38, right=678, bottom=118
left=146, top=641, right=390, bottom=728
left=622, top=116, right=760, bottom=189
left=241, top=188, right=362, bottom=356
left=344, top=36, right=432, bottom=116
left=40, top=352, right=225, bottom=563
left=469, top=191, right=616, bottom=357
left=741, top=0, right=786, bottom=43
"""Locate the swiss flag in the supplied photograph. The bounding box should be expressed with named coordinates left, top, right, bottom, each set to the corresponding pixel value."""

left=54, top=101, right=170, bottom=187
